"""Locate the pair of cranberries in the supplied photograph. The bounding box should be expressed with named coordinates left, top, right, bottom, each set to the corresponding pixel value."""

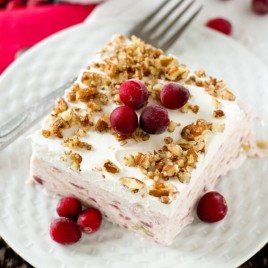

left=110, top=79, right=190, bottom=136
left=50, top=196, right=102, bottom=245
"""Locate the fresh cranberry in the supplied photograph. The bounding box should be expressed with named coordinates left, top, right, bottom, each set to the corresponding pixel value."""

left=139, top=105, right=170, bottom=134
left=160, top=82, right=190, bottom=109
left=56, top=196, right=82, bottom=220
left=50, top=218, right=81, bottom=245
left=252, top=0, right=268, bottom=14
left=206, top=18, right=232, bottom=35
left=119, top=79, right=148, bottom=110
left=77, top=207, right=102, bottom=234
left=110, top=106, right=138, bottom=135
left=197, top=191, right=228, bottom=223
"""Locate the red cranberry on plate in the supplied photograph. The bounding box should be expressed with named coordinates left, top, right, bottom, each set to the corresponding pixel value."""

left=56, top=196, right=82, bottom=220
left=197, top=191, right=228, bottom=223
left=50, top=218, right=81, bottom=245
left=206, top=17, right=232, bottom=35
left=77, top=207, right=102, bottom=234
left=252, top=0, right=268, bottom=14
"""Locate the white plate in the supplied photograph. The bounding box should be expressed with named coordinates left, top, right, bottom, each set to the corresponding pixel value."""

left=0, top=20, right=268, bottom=268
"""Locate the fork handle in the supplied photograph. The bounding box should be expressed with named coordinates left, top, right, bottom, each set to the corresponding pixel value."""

left=0, top=79, right=75, bottom=152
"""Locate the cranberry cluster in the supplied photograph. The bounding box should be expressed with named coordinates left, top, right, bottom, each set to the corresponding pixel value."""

left=110, top=79, right=190, bottom=136
left=50, top=196, right=102, bottom=245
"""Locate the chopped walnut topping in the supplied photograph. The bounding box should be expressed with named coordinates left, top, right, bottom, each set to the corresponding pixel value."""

left=53, top=98, right=68, bottom=115
left=256, top=140, right=268, bottom=150
left=167, top=144, right=182, bottom=156
left=60, top=108, right=74, bottom=123
left=242, top=143, right=251, bottom=152
left=81, top=72, right=103, bottom=87
left=63, top=136, right=92, bottom=150
left=164, top=136, right=173, bottom=144
left=180, top=103, right=199, bottom=114
left=181, top=119, right=210, bottom=141
left=195, top=69, right=206, bottom=78
left=41, top=129, right=51, bottom=138
left=87, top=100, right=102, bottom=112
left=213, top=109, right=225, bottom=118
left=67, top=91, right=76, bottom=102
left=149, top=181, right=177, bottom=204
left=62, top=151, right=82, bottom=171
left=103, top=160, right=120, bottom=173
left=70, top=152, right=82, bottom=171
left=95, top=114, right=110, bottom=132
left=212, top=98, right=221, bottom=109
left=119, top=177, right=145, bottom=192
left=167, top=120, right=178, bottom=133
left=76, top=87, right=97, bottom=102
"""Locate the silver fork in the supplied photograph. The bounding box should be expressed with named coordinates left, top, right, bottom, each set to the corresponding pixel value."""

left=130, top=0, right=203, bottom=51
left=0, top=0, right=202, bottom=152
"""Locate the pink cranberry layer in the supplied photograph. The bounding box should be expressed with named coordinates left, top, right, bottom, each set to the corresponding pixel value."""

left=197, top=191, right=228, bottom=223
left=50, top=218, right=81, bottom=245
left=119, top=79, right=148, bottom=110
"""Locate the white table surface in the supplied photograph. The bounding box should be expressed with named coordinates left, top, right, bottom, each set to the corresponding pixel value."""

left=84, top=0, right=268, bottom=67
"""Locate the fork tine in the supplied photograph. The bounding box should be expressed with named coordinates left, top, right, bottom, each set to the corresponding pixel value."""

left=146, top=0, right=185, bottom=34
left=133, top=0, right=170, bottom=30
left=161, top=5, right=203, bottom=51
left=153, top=0, right=195, bottom=41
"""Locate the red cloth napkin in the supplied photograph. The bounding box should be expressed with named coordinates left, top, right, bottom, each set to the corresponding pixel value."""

left=0, top=4, right=96, bottom=74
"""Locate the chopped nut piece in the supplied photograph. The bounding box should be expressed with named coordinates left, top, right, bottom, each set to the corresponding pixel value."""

left=70, top=152, right=82, bottom=171
left=181, top=120, right=210, bottom=141
left=212, top=98, right=221, bottom=109
left=256, top=140, right=268, bottom=149
left=103, top=160, right=120, bottom=173
left=63, top=136, right=92, bottom=150
left=76, top=87, right=97, bottom=102
left=167, top=120, right=178, bottom=133
left=213, top=109, right=225, bottom=118
left=164, top=136, right=173, bottom=144
left=53, top=98, right=68, bottom=114
left=195, top=69, right=206, bottom=78
left=95, top=115, right=110, bottom=132
left=60, top=108, right=73, bottom=123
left=167, top=144, right=182, bottom=156
left=41, top=129, right=51, bottom=138
left=119, top=177, right=145, bottom=192
left=149, top=189, right=170, bottom=197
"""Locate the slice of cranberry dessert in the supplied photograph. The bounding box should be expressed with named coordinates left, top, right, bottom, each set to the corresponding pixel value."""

left=30, top=35, right=257, bottom=245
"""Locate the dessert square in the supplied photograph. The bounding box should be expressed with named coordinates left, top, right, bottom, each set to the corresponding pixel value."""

left=30, top=35, right=255, bottom=245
